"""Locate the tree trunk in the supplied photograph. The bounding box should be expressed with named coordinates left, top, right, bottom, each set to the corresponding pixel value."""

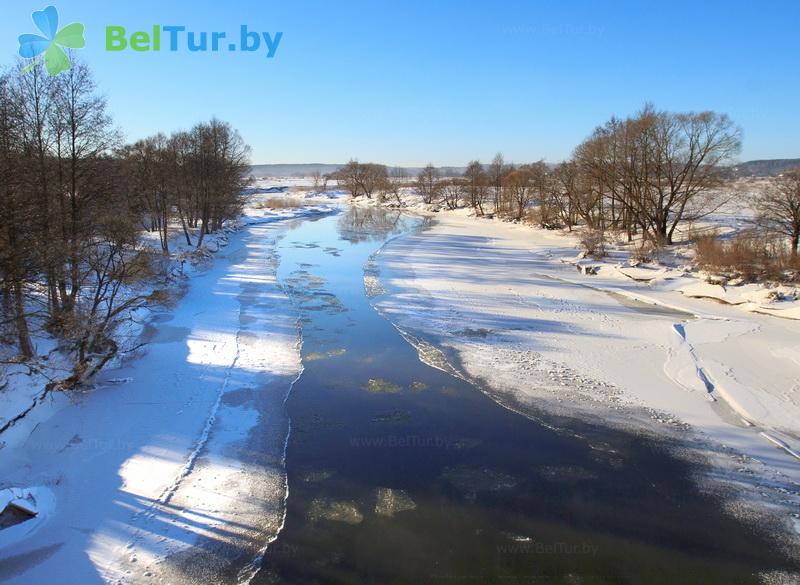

left=12, top=278, right=34, bottom=359
left=196, top=217, right=208, bottom=247
left=179, top=213, right=193, bottom=246
left=7, top=225, right=35, bottom=359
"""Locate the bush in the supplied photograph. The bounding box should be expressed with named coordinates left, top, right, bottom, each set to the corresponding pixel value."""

left=256, top=197, right=304, bottom=209
left=579, top=229, right=607, bottom=259
left=694, top=231, right=799, bottom=282
left=523, top=208, right=540, bottom=226
left=631, top=239, right=659, bottom=264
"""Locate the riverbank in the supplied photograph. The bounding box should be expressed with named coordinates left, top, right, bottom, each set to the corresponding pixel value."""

left=0, top=203, right=334, bottom=584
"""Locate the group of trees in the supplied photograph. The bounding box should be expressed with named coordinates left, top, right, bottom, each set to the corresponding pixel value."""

left=318, top=107, right=796, bottom=276
left=329, top=160, right=412, bottom=205
left=564, top=105, right=742, bottom=246
left=120, top=119, right=249, bottom=253
left=0, top=61, right=126, bottom=373
left=0, top=59, right=249, bottom=384
left=332, top=160, right=389, bottom=199
left=395, top=106, right=796, bottom=261
left=403, top=106, right=744, bottom=249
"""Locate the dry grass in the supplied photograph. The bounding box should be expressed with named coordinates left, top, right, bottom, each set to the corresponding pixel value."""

left=522, top=208, right=540, bottom=226
left=256, top=197, right=305, bottom=209
left=579, top=228, right=607, bottom=259
left=694, top=230, right=799, bottom=282
left=630, top=239, right=659, bottom=264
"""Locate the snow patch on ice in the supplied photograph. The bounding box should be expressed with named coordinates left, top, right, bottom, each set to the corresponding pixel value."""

left=0, top=487, right=56, bottom=550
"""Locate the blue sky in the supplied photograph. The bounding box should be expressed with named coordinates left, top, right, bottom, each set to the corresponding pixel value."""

left=2, top=0, right=799, bottom=165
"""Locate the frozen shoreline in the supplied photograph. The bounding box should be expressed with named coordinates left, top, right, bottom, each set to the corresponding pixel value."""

left=368, top=208, right=800, bottom=549
left=0, top=204, right=333, bottom=584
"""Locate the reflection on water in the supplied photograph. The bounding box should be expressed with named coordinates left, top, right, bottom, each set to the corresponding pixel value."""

left=256, top=208, right=797, bottom=585
left=336, top=206, right=423, bottom=243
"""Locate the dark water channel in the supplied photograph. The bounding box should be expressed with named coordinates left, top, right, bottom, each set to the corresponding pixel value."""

left=256, top=207, right=797, bottom=585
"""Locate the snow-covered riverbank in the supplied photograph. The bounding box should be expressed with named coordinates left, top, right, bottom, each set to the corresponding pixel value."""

left=369, top=208, right=800, bottom=548
left=3, top=184, right=799, bottom=581
left=0, top=204, right=334, bottom=584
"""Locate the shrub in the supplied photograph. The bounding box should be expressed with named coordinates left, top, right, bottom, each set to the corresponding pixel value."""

left=631, top=239, right=659, bottom=264
left=579, top=229, right=607, bottom=259
left=694, top=230, right=800, bottom=282
left=257, top=197, right=304, bottom=209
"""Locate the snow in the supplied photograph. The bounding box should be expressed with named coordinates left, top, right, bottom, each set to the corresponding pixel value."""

left=678, top=281, right=800, bottom=319
left=0, top=335, right=66, bottom=439
left=368, top=206, right=800, bottom=544
left=2, top=174, right=799, bottom=579
left=0, top=487, right=56, bottom=549
left=0, top=196, right=335, bottom=583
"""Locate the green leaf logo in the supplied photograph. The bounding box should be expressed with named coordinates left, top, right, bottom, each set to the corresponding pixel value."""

left=19, top=6, right=86, bottom=76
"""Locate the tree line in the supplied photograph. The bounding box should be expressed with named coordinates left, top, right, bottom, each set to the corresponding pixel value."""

left=340, top=104, right=798, bottom=262
left=426, top=105, right=744, bottom=247
left=0, top=59, right=249, bottom=385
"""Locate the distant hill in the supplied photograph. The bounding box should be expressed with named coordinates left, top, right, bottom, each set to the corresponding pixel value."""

left=249, top=163, right=468, bottom=178
left=249, top=163, right=343, bottom=178
left=251, top=160, right=800, bottom=179
left=732, top=159, right=800, bottom=177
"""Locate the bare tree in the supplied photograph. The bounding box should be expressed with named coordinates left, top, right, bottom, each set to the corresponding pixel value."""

left=190, top=119, right=250, bottom=247
left=551, top=161, right=581, bottom=229
left=503, top=167, right=537, bottom=221
left=464, top=160, right=489, bottom=215
left=570, top=105, right=741, bottom=244
left=758, top=169, right=800, bottom=257
left=68, top=212, right=150, bottom=385
left=441, top=178, right=466, bottom=210
left=488, top=152, right=506, bottom=213
left=0, top=71, right=35, bottom=357
left=120, top=133, right=172, bottom=254
left=336, top=160, right=387, bottom=199
left=50, top=62, right=120, bottom=312
left=310, top=169, right=322, bottom=192
left=362, top=163, right=388, bottom=199
left=12, top=60, right=59, bottom=315
left=638, top=106, right=741, bottom=244
left=385, top=167, right=408, bottom=204
left=416, top=163, right=440, bottom=205
left=167, top=131, right=196, bottom=246
left=334, top=161, right=361, bottom=197
left=0, top=57, right=255, bottom=383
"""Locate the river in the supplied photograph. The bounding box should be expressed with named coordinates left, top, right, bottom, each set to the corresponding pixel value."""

left=253, top=206, right=796, bottom=585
